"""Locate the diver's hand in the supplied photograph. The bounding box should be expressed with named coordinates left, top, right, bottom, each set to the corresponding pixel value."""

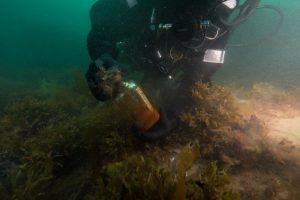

left=86, top=62, right=123, bottom=101
left=134, top=108, right=178, bottom=141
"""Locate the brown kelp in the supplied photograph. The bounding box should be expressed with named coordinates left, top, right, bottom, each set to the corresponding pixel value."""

left=178, top=82, right=300, bottom=199
left=0, top=71, right=136, bottom=199
left=87, top=143, right=239, bottom=200
left=0, top=72, right=241, bottom=200
left=1, top=73, right=300, bottom=199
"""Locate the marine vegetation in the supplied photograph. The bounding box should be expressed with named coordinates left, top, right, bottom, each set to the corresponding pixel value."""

left=0, top=71, right=241, bottom=200
left=181, top=83, right=242, bottom=131
left=179, top=83, right=246, bottom=161
left=1, top=72, right=300, bottom=199
left=178, top=82, right=300, bottom=199
left=0, top=71, right=136, bottom=200
left=87, top=143, right=239, bottom=200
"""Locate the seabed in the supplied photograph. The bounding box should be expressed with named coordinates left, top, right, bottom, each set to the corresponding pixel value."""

left=0, top=72, right=300, bottom=200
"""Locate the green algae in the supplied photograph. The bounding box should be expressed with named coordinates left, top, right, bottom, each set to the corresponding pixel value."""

left=0, top=80, right=244, bottom=199
left=0, top=71, right=136, bottom=199
left=181, top=83, right=243, bottom=132
left=0, top=80, right=240, bottom=199
left=87, top=143, right=239, bottom=200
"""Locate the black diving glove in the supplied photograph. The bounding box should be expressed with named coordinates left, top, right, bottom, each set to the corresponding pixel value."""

left=86, top=54, right=126, bottom=101
left=86, top=63, right=121, bottom=101
left=135, top=108, right=178, bottom=141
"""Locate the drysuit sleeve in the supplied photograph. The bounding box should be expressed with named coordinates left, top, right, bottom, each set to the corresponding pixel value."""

left=87, top=1, right=118, bottom=61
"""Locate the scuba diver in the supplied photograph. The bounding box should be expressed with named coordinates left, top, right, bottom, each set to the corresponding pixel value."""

left=86, top=0, right=275, bottom=140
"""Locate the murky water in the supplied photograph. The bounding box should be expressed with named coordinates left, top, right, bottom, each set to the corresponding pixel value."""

left=0, top=1, right=299, bottom=199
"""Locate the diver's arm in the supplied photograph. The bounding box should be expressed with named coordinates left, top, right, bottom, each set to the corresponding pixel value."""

left=86, top=1, right=120, bottom=101
left=87, top=31, right=118, bottom=62
left=86, top=1, right=133, bottom=101
left=87, top=1, right=118, bottom=61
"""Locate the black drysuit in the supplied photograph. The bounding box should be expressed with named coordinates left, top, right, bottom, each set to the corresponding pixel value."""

left=86, top=0, right=235, bottom=139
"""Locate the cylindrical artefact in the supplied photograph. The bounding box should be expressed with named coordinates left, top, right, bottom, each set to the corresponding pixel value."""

left=118, top=82, right=160, bottom=132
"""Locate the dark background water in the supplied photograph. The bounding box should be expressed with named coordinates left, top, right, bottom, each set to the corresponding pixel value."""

left=0, top=0, right=94, bottom=86
left=0, top=0, right=299, bottom=89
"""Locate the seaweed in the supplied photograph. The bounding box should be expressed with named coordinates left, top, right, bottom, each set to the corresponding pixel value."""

left=88, top=155, right=175, bottom=200
left=172, top=142, right=200, bottom=200
left=181, top=83, right=243, bottom=133
left=88, top=143, right=239, bottom=200
left=0, top=183, right=9, bottom=200
left=12, top=152, right=55, bottom=200
left=1, top=98, right=69, bottom=137
left=4, top=76, right=297, bottom=199
left=0, top=71, right=138, bottom=199
left=178, top=83, right=246, bottom=163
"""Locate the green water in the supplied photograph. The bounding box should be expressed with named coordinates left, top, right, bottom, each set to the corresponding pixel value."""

left=217, top=0, right=300, bottom=88
left=0, top=0, right=94, bottom=84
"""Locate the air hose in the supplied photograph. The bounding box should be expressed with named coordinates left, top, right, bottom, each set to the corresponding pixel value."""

left=180, top=0, right=265, bottom=50
left=229, top=4, right=284, bottom=47
left=220, top=0, right=261, bottom=28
